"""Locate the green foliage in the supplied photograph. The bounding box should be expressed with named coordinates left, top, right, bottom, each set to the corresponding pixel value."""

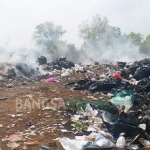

left=139, top=34, right=150, bottom=55
left=78, top=15, right=121, bottom=50
left=128, top=32, right=143, bottom=45
left=78, top=15, right=150, bottom=59
left=33, top=16, right=150, bottom=61
left=33, top=21, right=66, bottom=57
left=33, top=21, right=81, bottom=62
left=75, top=121, right=88, bottom=131
left=79, top=15, right=109, bottom=42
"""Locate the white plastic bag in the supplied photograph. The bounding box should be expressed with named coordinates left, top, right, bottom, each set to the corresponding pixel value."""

left=59, top=137, right=87, bottom=150
left=82, top=133, right=115, bottom=149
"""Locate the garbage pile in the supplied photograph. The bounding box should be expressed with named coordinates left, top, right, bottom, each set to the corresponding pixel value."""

left=1, top=57, right=150, bottom=150
left=0, top=62, right=48, bottom=80
left=66, top=58, right=150, bottom=93
left=0, top=56, right=75, bottom=80
left=41, top=57, right=75, bottom=71
left=58, top=58, right=150, bottom=150
left=66, top=76, right=124, bottom=92
left=59, top=90, right=150, bottom=150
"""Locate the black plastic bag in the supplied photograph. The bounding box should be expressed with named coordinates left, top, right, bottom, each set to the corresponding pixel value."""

left=84, top=81, right=96, bottom=90
left=99, top=83, right=117, bottom=91
left=57, top=57, right=66, bottom=61
left=77, top=79, right=87, bottom=85
left=65, top=82, right=76, bottom=87
left=128, top=65, right=140, bottom=75
left=134, top=67, right=150, bottom=80
left=100, top=111, right=144, bottom=137
left=88, top=83, right=100, bottom=93
left=137, top=78, right=148, bottom=87
left=73, top=83, right=82, bottom=90
left=117, top=62, right=126, bottom=68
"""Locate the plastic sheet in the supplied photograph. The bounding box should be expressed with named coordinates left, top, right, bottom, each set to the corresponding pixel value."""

left=100, top=111, right=144, bottom=137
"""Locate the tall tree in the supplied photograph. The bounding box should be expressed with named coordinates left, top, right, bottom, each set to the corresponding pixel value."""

left=139, top=34, right=150, bottom=55
left=33, top=22, right=66, bottom=57
left=128, top=32, right=143, bottom=45
left=78, top=15, right=121, bottom=50
left=79, top=15, right=109, bottom=42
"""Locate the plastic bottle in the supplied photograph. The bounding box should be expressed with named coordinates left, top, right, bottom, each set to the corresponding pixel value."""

left=116, top=133, right=126, bottom=148
left=85, top=104, right=93, bottom=116
left=41, top=145, right=50, bottom=150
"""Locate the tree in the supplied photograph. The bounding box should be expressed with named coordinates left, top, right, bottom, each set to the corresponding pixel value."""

left=78, top=15, right=121, bottom=50
left=128, top=32, right=143, bottom=45
left=33, top=22, right=66, bottom=56
left=79, top=15, right=109, bottom=42
left=139, top=34, right=150, bottom=55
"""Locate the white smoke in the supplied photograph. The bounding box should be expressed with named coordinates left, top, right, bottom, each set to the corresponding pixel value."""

left=0, top=43, right=51, bottom=77
left=79, top=41, right=146, bottom=64
left=0, top=43, right=51, bottom=64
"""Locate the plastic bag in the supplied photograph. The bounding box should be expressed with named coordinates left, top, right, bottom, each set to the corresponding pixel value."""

left=59, top=137, right=87, bottom=150
left=61, top=72, right=70, bottom=77
left=85, top=104, right=94, bottom=116
left=100, top=111, right=144, bottom=137
left=45, top=78, right=57, bottom=82
left=134, top=67, right=150, bottom=80
left=82, top=133, right=115, bottom=149
left=110, top=90, right=135, bottom=112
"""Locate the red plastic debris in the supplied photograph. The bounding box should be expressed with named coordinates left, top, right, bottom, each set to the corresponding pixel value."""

left=113, top=72, right=121, bottom=79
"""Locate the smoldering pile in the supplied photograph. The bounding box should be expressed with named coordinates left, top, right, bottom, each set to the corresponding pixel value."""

left=0, top=56, right=76, bottom=80
left=0, top=62, right=47, bottom=80
left=66, top=58, right=150, bottom=92
left=1, top=55, right=150, bottom=83
left=39, top=56, right=75, bottom=71
left=64, top=58, right=150, bottom=135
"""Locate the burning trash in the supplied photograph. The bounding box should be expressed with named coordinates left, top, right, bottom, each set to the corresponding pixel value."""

left=0, top=57, right=150, bottom=150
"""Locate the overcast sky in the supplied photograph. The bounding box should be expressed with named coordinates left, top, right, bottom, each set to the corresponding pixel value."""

left=0, top=0, right=150, bottom=48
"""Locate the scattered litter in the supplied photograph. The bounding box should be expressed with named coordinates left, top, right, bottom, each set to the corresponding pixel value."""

left=0, top=97, right=7, bottom=100
left=45, top=77, right=58, bottom=83
left=139, top=138, right=150, bottom=147
left=24, top=141, right=38, bottom=146
left=41, top=145, right=50, bottom=150
left=7, top=142, right=20, bottom=149
left=9, top=134, right=23, bottom=142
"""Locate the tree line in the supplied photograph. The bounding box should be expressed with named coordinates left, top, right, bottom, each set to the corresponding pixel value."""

left=33, top=15, right=150, bottom=62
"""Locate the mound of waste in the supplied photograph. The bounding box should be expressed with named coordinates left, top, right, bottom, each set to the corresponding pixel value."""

left=0, top=62, right=48, bottom=79
left=40, top=57, right=75, bottom=71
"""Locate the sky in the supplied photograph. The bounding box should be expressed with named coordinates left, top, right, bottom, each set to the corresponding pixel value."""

left=0, top=0, right=150, bottom=48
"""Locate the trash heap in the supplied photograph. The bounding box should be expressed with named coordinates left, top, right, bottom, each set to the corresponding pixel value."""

left=58, top=91, right=150, bottom=149
left=1, top=57, right=150, bottom=150
left=0, top=56, right=75, bottom=80
left=41, top=57, right=75, bottom=71
left=58, top=58, right=150, bottom=150
left=0, top=62, right=47, bottom=79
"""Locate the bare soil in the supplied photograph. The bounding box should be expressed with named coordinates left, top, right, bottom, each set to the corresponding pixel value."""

left=0, top=73, right=104, bottom=150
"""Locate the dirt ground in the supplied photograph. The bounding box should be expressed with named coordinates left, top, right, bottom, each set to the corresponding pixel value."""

left=0, top=73, right=107, bottom=150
